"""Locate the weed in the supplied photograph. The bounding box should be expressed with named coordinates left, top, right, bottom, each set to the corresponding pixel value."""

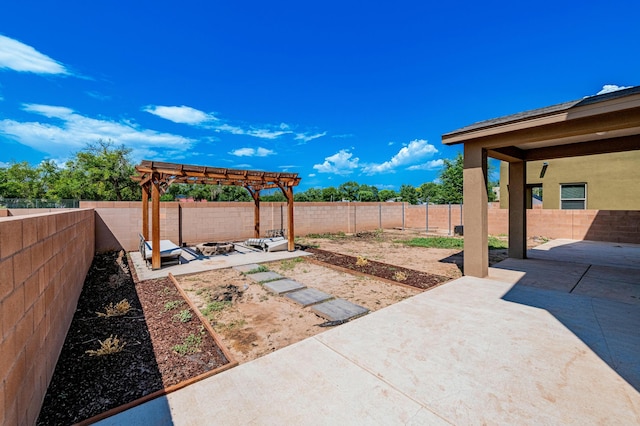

left=279, top=257, right=304, bottom=271
left=201, top=300, right=231, bottom=316
left=163, top=300, right=184, bottom=311
left=393, top=271, right=408, bottom=282
left=216, top=319, right=246, bottom=331
left=172, top=333, right=201, bottom=355
left=356, top=256, right=369, bottom=266
left=159, top=286, right=172, bottom=296
left=305, top=231, right=346, bottom=240
left=245, top=265, right=269, bottom=274
left=173, top=309, right=193, bottom=323
left=400, top=236, right=508, bottom=250
left=86, top=335, right=126, bottom=356
left=96, top=299, right=131, bottom=317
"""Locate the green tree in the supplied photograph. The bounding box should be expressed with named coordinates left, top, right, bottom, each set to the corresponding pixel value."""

left=417, top=182, right=441, bottom=204
left=439, top=153, right=464, bottom=204
left=338, top=181, right=360, bottom=201
left=0, top=161, right=42, bottom=199
left=321, top=186, right=339, bottom=202
left=399, top=184, right=419, bottom=205
left=378, top=189, right=397, bottom=202
left=73, top=140, right=140, bottom=201
left=261, top=190, right=287, bottom=202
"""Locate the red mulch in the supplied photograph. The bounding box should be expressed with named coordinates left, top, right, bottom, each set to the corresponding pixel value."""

left=305, top=247, right=450, bottom=290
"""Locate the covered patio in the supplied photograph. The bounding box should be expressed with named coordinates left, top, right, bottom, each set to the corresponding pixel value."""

left=131, top=160, right=301, bottom=269
left=442, top=86, right=640, bottom=277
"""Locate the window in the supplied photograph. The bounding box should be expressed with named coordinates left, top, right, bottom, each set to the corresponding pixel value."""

left=560, top=184, right=586, bottom=209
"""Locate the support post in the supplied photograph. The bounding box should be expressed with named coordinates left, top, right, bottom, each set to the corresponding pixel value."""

left=463, top=145, right=489, bottom=278
left=151, top=177, right=161, bottom=270
left=248, top=188, right=261, bottom=238
left=285, top=186, right=295, bottom=251
left=141, top=184, right=149, bottom=240
left=508, top=161, right=527, bottom=259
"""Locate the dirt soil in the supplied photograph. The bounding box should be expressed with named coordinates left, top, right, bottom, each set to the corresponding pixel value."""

left=37, top=251, right=230, bottom=425
left=174, top=229, right=493, bottom=364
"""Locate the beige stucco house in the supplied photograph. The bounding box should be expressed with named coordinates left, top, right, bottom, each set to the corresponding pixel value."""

left=442, top=85, right=640, bottom=278
left=499, top=150, right=640, bottom=210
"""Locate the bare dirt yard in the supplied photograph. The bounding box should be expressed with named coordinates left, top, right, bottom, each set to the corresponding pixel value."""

left=176, top=229, right=519, bottom=364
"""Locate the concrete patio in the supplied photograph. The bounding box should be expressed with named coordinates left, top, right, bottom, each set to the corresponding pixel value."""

left=98, top=239, right=640, bottom=425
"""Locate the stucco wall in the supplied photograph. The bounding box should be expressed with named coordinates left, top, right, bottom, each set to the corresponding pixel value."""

left=0, top=209, right=95, bottom=425
left=80, top=201, right=410, bottom=252
left=500, top=151, right=640, bottom=210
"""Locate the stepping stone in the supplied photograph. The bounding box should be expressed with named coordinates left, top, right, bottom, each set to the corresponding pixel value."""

left=247, top=271, right=284, bottom=282
left=263, top=279, right=306, bottom=295
left=233, top=263, right=262, bottom=273
left=310, top=299, right=369, bottom=322
left=285, top=288, right=333, bottom=307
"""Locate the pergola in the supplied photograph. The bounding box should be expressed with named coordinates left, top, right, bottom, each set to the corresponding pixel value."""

left=131, top=160, right=301, bottom=269
left=442, top=86, right=640, bottom=277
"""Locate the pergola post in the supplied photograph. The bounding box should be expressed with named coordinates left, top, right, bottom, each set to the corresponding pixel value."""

left=463, top=144, right=489, bottom=278
left=141, top=184, right=149, bottom=240
left=508, top=161, right=527, bottom=259
left=248, top=188, right=261, bottom=238
left=279, top=184, right=296, bottom=252
left=151, top=177, right=161, bottom=270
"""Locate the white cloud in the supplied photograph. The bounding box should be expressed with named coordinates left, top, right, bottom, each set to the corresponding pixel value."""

left=294, top=131, right=327, bottom=143
left=0, top=35, right=70, bottom=75
left=362, top=139, right=438, bottom=175
left=308, top=173, right=316, bottom=177
left=596, top=84, right=632, bottom=95
left=313, top=149, right=359, bottom=176
left=245, top=128, right=291, bottom=139
left=388, top=141, right=394, bottom=146
left=0, top=103, right=193, bottom=161
left=228, top=147, right=275, bottom=157
left=144, top=105, right=216, bottom=125
left=406, top=159, right=444, bottom=171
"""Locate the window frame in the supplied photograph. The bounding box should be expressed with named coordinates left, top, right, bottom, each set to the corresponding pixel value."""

left=559, top=183, right=587, bottom=210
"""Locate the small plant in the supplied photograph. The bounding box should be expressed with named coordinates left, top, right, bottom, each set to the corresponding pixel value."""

left=172, top=333, right=201, bottom=355
left=356, top=256, right=369, bottom=267
left=279, top=257, right=304, bottom=271
left=245, top=265, right=269, bottom=274
left=173, top=309, right=193, bottom=323
left=201, top=300, right=231, bottom=316
left=159, top=286, right=172, bottom=296
left=86, top=335, right=126, bottom=356
left=305, top=231, right=346, bottom=240
left=164, top=300, right=184, bottom=311
left=393, top=271, right=408, bottom=282
left=96, top=299, right=131, bottom=317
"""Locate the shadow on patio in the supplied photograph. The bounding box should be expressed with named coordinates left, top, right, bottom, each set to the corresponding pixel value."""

left=490, top=239, right=640, bottom=392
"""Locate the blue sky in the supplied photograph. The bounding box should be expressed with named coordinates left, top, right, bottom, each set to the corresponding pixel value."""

left=1, top=0, right=638, bottom=192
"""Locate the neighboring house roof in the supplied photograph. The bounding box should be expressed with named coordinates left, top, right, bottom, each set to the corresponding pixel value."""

left=443, top=86, right=640, bottom=139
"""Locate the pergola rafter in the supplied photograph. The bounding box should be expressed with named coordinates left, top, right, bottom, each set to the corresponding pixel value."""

left=132, top=160, right=301, bottom=269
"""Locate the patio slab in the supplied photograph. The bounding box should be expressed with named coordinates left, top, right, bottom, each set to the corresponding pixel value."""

left=232, top=263, right=262, bottom=273
left=263, top=279, right=306, bottom=295
left=310, top=299, right=369, bottom=321
left=247, top=271, right=284, bottom=283
left=284, top=288, right=333, bottom=307
left=130, top=244, right=311, bottom=281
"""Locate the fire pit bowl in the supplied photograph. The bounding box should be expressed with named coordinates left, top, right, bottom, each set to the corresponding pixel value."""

left=195, top=242, right=235, bottom=256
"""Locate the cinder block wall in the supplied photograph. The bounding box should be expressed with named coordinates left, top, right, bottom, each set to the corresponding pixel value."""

left=80, top=201, right=640, bottom=251
left=0, top=209, right=95, bottom=425
left=81, top=201, right=410, bottom=251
